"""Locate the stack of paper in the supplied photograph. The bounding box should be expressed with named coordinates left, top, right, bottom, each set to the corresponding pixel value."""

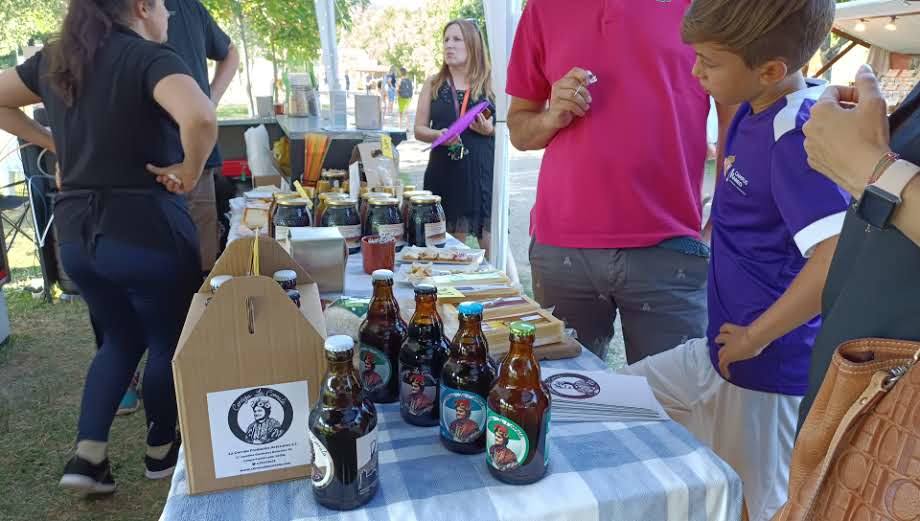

left=540, top=368, right=668, bottom=423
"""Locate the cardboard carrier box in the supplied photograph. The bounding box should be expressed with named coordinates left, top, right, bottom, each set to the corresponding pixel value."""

left=173, top=235, right=327, bottom=495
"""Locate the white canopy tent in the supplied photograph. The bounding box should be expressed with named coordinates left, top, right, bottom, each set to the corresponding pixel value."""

left=834, top=0, right=920, bottom=54
left=314, top=1, right=525, bottom=268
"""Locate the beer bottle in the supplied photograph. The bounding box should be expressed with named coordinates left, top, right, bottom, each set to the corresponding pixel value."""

left=398, top=284, right=449, bottom=426
left=358, top=269, right=408, bottom=403
left=486, top=322, right=551, bottom=484
left=309, top=336, right=379, bottom=510
left=439, top=302, right=495, bottom=454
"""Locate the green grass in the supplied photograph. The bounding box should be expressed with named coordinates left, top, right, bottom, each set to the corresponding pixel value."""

left=217, top=104, right=251, bottom=120
left=0, top=216, right=168, bottom=521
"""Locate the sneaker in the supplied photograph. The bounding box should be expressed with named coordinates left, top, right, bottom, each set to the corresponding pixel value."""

left=116, top=387, right=140, bottom=416
left=59, top=456, right=117, bottom=496
left=144, top=437, right=181, bottom=480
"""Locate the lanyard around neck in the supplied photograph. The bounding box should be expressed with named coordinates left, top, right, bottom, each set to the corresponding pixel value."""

left=448, top=77, right=471, bottom=119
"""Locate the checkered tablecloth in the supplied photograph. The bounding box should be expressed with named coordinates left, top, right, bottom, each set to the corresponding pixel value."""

left=160, top=348, right=742, bottom=521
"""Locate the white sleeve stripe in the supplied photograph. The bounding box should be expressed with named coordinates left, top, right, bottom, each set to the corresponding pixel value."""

left=794, top=211, right=846, bottom=258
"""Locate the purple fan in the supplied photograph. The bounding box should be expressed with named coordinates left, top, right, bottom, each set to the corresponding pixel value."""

left=427, top=100, right=491, bottom=150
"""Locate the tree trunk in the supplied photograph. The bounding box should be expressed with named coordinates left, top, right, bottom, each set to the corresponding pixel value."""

left=233, top=2, right=255, bottom=116
left=270, top=39, right=279, bottom=105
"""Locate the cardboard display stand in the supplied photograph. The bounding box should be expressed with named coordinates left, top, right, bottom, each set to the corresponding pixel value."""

left=174, top=236, right=328, bottom=495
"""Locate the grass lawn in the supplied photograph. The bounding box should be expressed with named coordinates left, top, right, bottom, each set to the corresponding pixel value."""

left=0, top=216, right=168, bottom=521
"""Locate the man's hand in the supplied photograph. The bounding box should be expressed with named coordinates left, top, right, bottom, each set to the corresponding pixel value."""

left=546, top=67, right=592, bottom=130
left=147, top=161, right=201, bottom=194
left=715, top=323, right=767, bottom=379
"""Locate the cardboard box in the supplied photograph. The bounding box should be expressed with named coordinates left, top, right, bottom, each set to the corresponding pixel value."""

left=354, top=95, right=382, bottom=130
left=252, top=174, right=289, bottom=190
left=175, top=236, right=328, bottom=495
left=288, top=227, right=348, bottom=294
left=349, top=142, right=398, bottom=188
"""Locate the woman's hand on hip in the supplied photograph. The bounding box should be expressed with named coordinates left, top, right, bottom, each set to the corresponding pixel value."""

left=470, top=113, right=494, bottom=136
left=803, top=64, right=892, bottom=197
left=147, top=161, right=201, bottom=195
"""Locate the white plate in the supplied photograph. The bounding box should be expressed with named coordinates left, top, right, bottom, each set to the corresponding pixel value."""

left=396, top=247, right=485, bottom=265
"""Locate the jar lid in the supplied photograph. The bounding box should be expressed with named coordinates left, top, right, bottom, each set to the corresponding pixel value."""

left=210, top=275, right=233, bottom=290
left=372, top=186, right=396, bottom=194
left=368, top=197, right=399, bottom=207
left=326, top=198, right=357, bottom=208
left=404, top=185, right=417, bottom=192
left=509, top=321, right=536, bottom=338
left=272, top=269, right=297, bottom=282
left=414, top=284, right=437, bottom=296
left=372, top=269, right=394, bottom=281
left=273, top=192, right=299, bottom=201
left=277, top=198, right=309, bottom=207
left=458, top=301, right=484, bottom=316
left=402, top=190, right=432, bottom=200
left=362, top=192, right=390, bottom=201
left=410, top=195, right=441, bottom=204
left=325, top=335, right=354, bottom=353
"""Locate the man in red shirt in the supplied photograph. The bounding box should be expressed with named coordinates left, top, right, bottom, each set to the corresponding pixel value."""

left=507, top=0, right=733, bottom=362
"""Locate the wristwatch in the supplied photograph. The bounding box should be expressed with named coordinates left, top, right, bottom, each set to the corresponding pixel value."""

left=858, top=159, right=920, bottom=229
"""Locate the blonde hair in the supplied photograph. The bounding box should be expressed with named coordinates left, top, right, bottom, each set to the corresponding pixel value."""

left=681, top=0, right=835, bottom=70
left=431, top=19, right=494, bottom=102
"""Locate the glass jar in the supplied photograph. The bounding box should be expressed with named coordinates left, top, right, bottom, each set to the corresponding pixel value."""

left=273, top=198, right=312, bottom=241
left=268, top=193, right=300, bottom=238
left=322, top=199, right=362, bottom=254
left=361, top=192, right=393, bottom=229
left=407, top=195, right=446, bottom=248
left=364, top=197, right=405, bottom=252
left=316, top=192, right=350, bottom=227
left=400, top=190, right=433, bottom=226
left=322, top=170, right=348, bottom=189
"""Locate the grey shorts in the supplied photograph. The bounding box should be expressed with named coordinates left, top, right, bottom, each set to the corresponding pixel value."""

left=529, top=238, right=708, bottom=364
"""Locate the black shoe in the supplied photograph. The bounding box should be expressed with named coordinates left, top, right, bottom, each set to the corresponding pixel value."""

left=144, top=437, right=181, bottom=480
left=59, top=456, right=117, bottom=496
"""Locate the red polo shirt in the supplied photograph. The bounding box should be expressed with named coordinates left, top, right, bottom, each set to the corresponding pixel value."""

left=507, top=0, right=710, bottom=248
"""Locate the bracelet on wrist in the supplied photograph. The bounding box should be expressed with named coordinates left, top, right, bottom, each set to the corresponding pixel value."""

left=868, top=151, right=900, bottom=185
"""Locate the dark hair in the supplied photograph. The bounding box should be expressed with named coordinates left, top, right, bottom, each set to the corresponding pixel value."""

left=46, top=0, right=151, bottom=106
left=399, top=67, right=407, bottom=75
left=682, top=0, right=835, bottom=71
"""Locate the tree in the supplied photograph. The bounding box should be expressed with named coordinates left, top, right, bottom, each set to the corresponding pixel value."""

left=0, top=0, right=65, bottom=57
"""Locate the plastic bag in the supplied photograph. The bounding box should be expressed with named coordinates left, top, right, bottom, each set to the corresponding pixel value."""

left=244, top=125, right=281, bottom=178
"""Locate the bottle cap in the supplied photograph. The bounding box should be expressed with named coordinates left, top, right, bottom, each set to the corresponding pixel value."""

left=457, top=301, right=484, bottom=316
left=414, top=284, right=437, bottom=296
left=272, top=269, right=297, bottom=282
left=372, top=269, right=394, bottom=281
left=509, top=321, right=536, bottom=338
left=210, top=275, right=233, bottom=291
left=324, top=335, right=354, bottom=353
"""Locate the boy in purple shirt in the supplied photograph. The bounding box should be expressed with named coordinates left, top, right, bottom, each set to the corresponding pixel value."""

left=620, top=1, right=845, bottom=520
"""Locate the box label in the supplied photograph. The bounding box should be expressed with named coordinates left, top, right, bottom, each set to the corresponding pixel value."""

left=206, top=381, right=311, bottom=479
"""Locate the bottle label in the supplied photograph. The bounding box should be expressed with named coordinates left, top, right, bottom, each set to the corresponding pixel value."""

left=309, top=432, right=334, bottom=489
left=439, top=386, right=487, bottom=443
left=274, top=225, right=290, bottom=241
left=359, top=345, right=392, bottom=392
left=399, top=367, right=437, bottom=417
left=424, top=221, right=447, bottom=247
left=486, top=408, right=530, bottom=471
left=337, top=224, right=363, bottom=251
left=376, top=223, right=406, bottom=247
left=355, top=424, right=379, bottom=495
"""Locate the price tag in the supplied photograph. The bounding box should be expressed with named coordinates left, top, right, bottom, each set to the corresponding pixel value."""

left=380, top=135, right=394, bottom=159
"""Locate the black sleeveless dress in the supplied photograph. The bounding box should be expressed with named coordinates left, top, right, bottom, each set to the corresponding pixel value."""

left=422, top=82, right=495, bottom=237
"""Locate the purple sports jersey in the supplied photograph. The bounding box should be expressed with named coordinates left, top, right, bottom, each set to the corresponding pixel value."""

left=707, top=84, right=850, bottom=395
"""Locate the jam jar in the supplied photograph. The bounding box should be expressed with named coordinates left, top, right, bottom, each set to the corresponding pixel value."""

left=315, top=192, right=350, bottom=227
left=400, top=190, right=432, bottom=227
left=360, top=192, right=392, bottom=227
left=321, top=198, right=362, bottom=254
left=273, top=198, right=312, bottom=240
left=268, top=192, right=300, bottom=238
left=407, top=195, right=446, bottom=248
left=363, top=197, right=405, bottom=251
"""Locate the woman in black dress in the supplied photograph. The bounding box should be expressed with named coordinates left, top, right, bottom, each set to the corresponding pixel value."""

left=414, top=19, right=495, bottom=256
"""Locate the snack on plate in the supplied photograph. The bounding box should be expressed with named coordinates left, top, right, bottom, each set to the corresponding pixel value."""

left=408, top=262, right=434, bottom=282
left=437, top=250, right=470, bottom=262
left=419, top=248, right=440, bottom=261
left=402, top=249, right=420, bottom=261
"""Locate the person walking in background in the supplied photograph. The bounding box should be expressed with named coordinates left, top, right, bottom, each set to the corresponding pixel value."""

left=0, top=0, right=216, bottom=494
left=506, top=0, right=735, bottom=363
left=385, top=67, right=397, bottom=115
left=345, top=71, right=351, bottom=92
left=414, top=19, right=495, bottom=257
left=102, top=0, right=238, bottom=417
left=397, top=67, right=414, bottom=131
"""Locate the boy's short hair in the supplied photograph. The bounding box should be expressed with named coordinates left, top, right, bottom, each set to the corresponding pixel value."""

left=682, top=0, right=835, bottom=71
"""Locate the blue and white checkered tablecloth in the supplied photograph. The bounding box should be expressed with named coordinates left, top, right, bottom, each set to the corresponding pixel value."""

left=160, top=348, right=743, bottom=521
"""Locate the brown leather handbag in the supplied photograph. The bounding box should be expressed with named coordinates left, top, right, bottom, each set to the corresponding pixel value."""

left=773, top=338, right=920, bottom=521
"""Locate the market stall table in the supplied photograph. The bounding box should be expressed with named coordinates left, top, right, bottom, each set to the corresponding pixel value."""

left=160, top=353, right=742, bottom=521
